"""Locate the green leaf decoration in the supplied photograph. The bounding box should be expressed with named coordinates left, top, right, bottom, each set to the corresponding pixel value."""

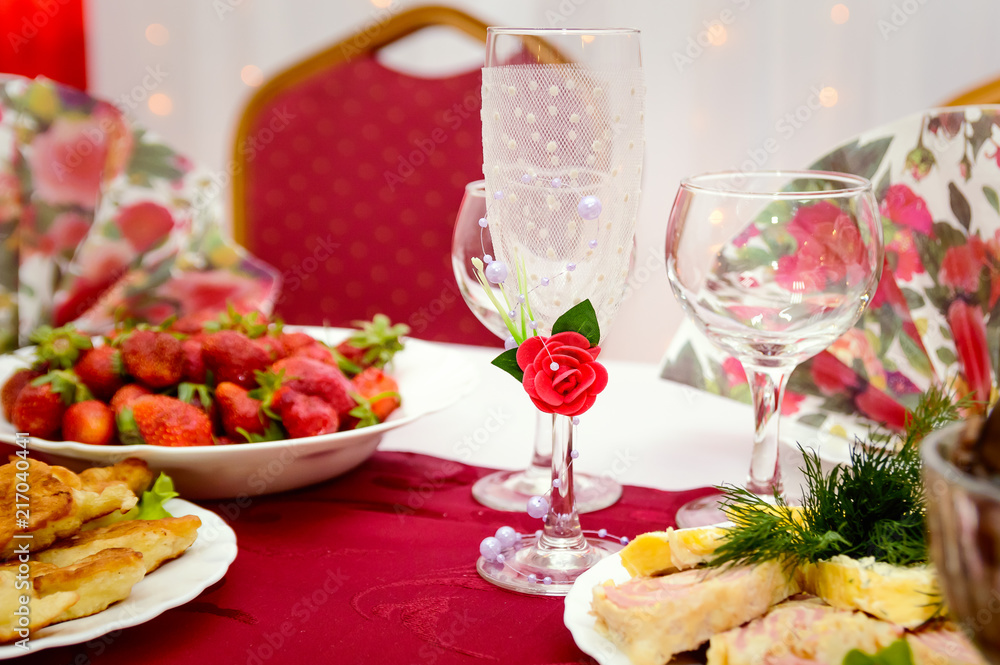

left=899, top=333, right=933, bottom=378
left=127, top=137, right=184, bottom=182
left=900, top=287, right=925, bottom=311
left=819, top=392, right=855, bottom=415
left=843, top=639, right=914, bottom=665
left=875, top=170, right=891, bottom=202
left=810, top=137, right=893, bottom=181
left=491, top=348, right=524, bottom=383
left=969, top=114, right=997, bottom=157
left=797, top=413, right=828, bottom=428
left=936, top=347, right=957, bottom=366
left=662, top=341, right=706, bottom=390
left=552, top=299, right=600, bottom=346
left=948, top=182, right=972, bottom=230
left=786, top=363, right=823, bottom=397
left=984, top=186, right=1000, bottom=215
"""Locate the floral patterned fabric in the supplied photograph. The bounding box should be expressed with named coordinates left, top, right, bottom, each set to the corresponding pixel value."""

left=0, top=76, right=280, bottom=351
left=661, top=106, right=1000, bottom=441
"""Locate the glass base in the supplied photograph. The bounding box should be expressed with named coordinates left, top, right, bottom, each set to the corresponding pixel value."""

left=675, top=492, right=788, bottom=528
left=472, top=468, right=622, bottom=514
left=675, top=494, right=729, bottom=528
left=476, top=533, right=622, bottom=596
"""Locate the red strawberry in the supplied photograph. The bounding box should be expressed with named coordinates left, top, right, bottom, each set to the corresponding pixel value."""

left=2, top=368, right=43, bottom=421
left=280, top=391, right=339, bottom=438
left=291, top=343, right=338, bottom=366
left=213, top=435, right=240, bottom=445
left=334, top=342, right=365, bottom=370
left=110, top=383, right=153, bottom=413
left=170, top=310, right=220, bottom=335
left=351, top=367, right=401, bottom=422
left=74, top=346, right=126, bottom=401
left=121, top=330, right=184, bottom=388
left=29, top=324, right=93, bottom=370
left=122, top=395, right=213, bottom=447
left=181, top=337, right=207, bottom=383
left=215, top=382, right=267, bottom=439
left=202, top=331, right=270, bottom=389
left=12, top=383, right=68, bottom=439
left=270, top=356, right=354, bottom=415
left=254, top=335, right=287, bottom=362
left=62, top=400, right=115, bottom=445
left=334, top=315, right=408, bottom=374
left=277, top=331, right=317, bottom=354
left=177, top=382, right=222, bottom=433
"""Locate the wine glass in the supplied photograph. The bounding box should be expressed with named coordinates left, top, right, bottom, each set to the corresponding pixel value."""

left=473, top=27, right=644, bottom=596
left=665, top=170, right=884, bottom=526
left=452, top=180, right=623, bottom=513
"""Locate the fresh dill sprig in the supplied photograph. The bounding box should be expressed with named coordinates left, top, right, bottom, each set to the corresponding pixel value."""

left=709, top=385, right=970, bottom=569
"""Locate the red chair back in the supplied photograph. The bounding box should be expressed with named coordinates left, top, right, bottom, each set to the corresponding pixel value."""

left=233, top=6, right=499, bottom=346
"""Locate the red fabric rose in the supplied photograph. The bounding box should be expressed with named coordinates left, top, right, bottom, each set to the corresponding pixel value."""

left=939, top=236, right=987, bottom=295
left=880, top=184, right=933, bottom=234
left=516, top=331, right=608, bottom=417
left=775, top=201, right=867, bottom=292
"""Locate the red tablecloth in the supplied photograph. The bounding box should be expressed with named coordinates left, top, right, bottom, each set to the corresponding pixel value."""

left=18, top=451, right=713, bottom=665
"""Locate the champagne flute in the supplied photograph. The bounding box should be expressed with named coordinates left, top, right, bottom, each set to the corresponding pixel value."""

left=452, top=180, right=622, bottom=513
left=474, top=26, right=644, bottom=596
left=665, top=170, right=884, bottom=526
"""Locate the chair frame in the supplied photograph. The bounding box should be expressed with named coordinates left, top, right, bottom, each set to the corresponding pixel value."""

left=944, top=77, right=1000, bottom=106
left=230, top=5, right=570, bottom=246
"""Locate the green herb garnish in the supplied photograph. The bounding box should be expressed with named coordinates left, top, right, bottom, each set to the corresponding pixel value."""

left=94, top=472, right=179, bottom=526
left=843, top=638, right=914, bottom=665
left=710, top=385, right=970, bottom=570
left=134, top=472, right=179, bottom=520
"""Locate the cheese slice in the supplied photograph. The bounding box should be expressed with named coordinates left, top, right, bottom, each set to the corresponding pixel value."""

left=592, top=561, right=799, bottom=665
left=707, top=597, right=902, bottom=665
left=798, top=555, right=944, bottom=629
left=619, top=526, right=727, bottom=577
left=620, top=507, right=804, bottom=578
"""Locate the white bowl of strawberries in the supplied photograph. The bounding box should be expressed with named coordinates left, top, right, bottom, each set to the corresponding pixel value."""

left=0, top=314, right=477, bottom=499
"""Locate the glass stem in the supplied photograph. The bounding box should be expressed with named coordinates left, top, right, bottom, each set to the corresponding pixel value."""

left=528, top=410, right=552, bottom=471
left=744, top=365, right=787, bottom=496
left=539, top=414, right=586, bottom=550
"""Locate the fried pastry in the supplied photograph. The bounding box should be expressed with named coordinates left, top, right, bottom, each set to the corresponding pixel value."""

left=78, top=459, right=155, bottom=496
left=1, top=548, right=146, bottom=623
left=0, top=459, right=138, bottom=559
left=35, top=515, right=201, bottom=573
left=0, top=570, right=78, bottom=642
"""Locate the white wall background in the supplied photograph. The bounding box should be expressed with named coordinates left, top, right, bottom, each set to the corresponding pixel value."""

left=86, top=0, right=1000, bottom=362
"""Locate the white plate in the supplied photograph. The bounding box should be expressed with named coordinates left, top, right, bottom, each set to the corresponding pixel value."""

left=0, top=498, right=237, bottom=659
left=0, top=329, right=480, bottom=499
left=564, top=553, right=703, bottom=665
